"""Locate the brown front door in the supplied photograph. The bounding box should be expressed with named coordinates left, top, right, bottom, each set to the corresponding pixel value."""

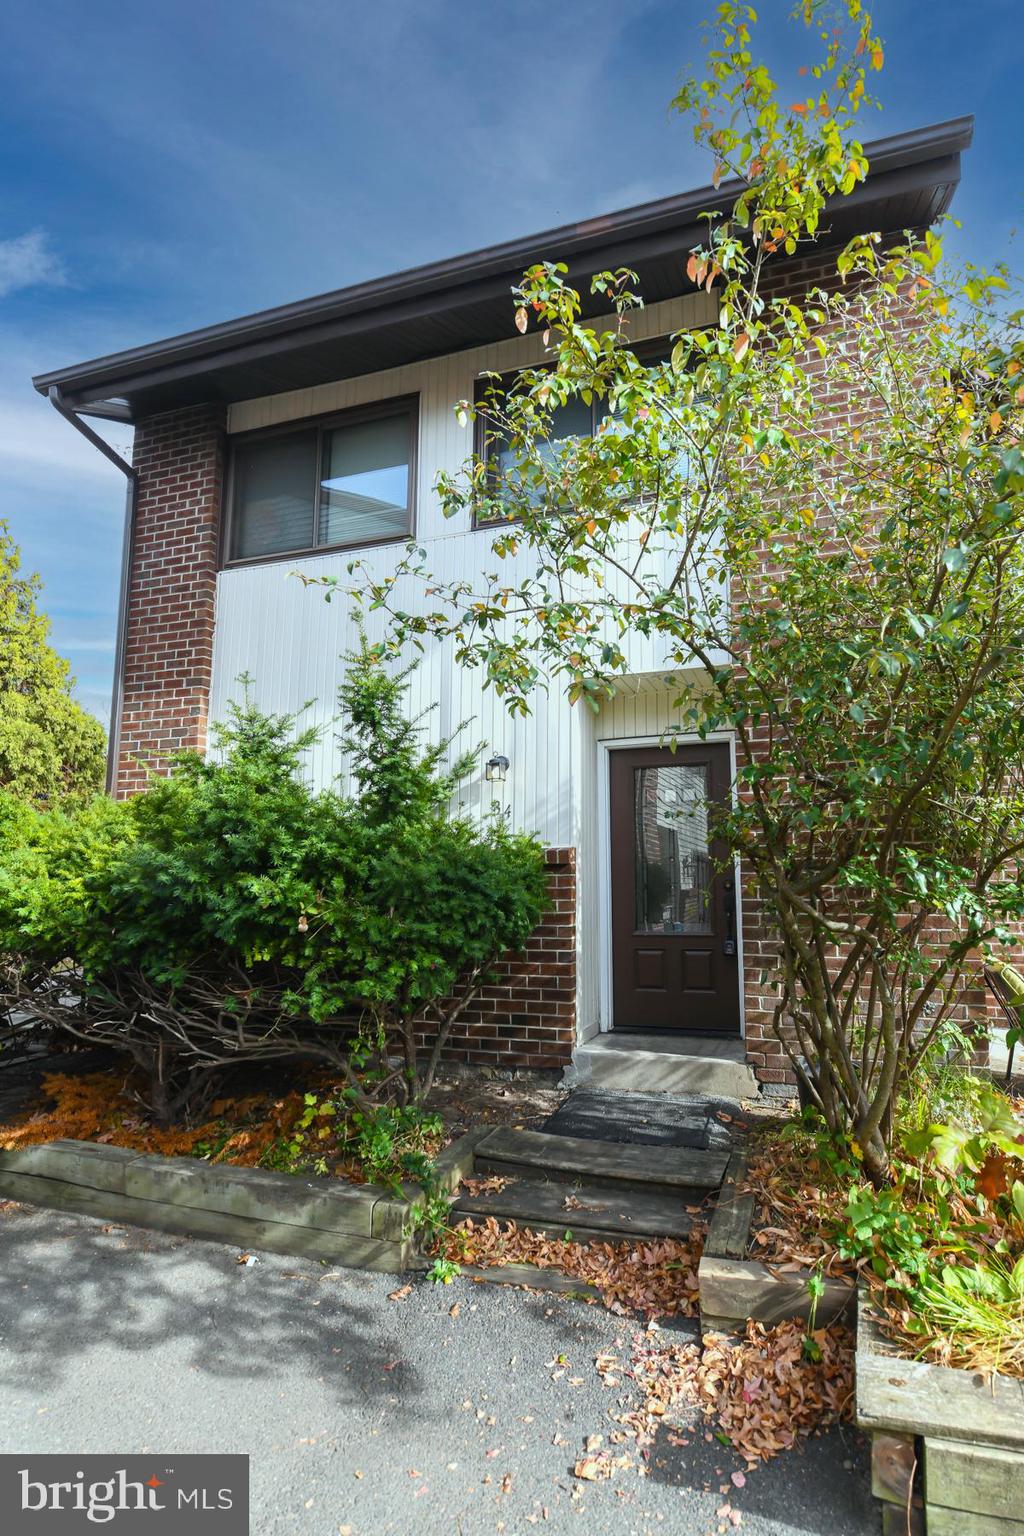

left=610, top=743, right=740, bottom=1033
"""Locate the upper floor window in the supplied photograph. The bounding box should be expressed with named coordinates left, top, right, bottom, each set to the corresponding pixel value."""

left=227, top=396, right=417, bottom=563
left=473, top=340, right=672, bottom=528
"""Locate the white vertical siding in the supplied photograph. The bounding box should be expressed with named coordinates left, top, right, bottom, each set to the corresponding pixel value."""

left=211, top=537, right=587, bottom=845
left=211, top=290, right=720, bottom=1034
left=213, top=289, right=717, bottom=838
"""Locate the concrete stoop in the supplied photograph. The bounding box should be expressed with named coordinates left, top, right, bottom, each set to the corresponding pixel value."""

left=570, top=1032, right=758, bottom=1100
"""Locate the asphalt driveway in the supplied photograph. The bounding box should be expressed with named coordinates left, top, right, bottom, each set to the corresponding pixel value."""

left=0, top=1202, right=877, bottom=1535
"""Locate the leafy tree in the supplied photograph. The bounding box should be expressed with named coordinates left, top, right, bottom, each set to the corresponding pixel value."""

left=0, top=640, right=547, bottom=1122
left=0, top=520, right=105, bottom=806
left=311, top=3, right=1024, bottom=1183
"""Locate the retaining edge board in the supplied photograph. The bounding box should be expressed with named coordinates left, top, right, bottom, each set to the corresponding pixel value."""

left=855, top=1288, right=1024, bottom=1450
left=697, top=1146, right=854, bottom=1331
left=0, top=1129, right=487, bottom=1272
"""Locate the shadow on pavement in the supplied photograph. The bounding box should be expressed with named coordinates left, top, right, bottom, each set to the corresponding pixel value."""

left=0, top=1202, right=411, bottom=1406
left=647, top=1414, right=877, bottom=1535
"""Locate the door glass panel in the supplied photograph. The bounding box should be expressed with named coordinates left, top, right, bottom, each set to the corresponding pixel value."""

left=633, top=764, right=712, bottom=935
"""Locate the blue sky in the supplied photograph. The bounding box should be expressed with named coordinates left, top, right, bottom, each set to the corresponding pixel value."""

left=0, top=0, right=1020, bottom=724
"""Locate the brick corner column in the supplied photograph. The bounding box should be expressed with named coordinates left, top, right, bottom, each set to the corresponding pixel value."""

left=738, top=865, right=797, bottom=1089
left=429, top=844, right=578, bottom=1072
left=114, top=403, right=227, bottom=798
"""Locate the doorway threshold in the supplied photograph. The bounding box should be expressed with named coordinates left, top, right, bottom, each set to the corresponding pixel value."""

left=608, top=1032, right=745, bottom=1059
left=571, top=1032, right=757, bottom=1099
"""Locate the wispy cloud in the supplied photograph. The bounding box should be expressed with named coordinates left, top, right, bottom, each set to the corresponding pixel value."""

left=59, top=636, right=115, bottom=652
left=0, top=230, right=66, bottom=299
left=0, top=327, right=130, bottom=480
left=0, top=400, right=129, bottom=480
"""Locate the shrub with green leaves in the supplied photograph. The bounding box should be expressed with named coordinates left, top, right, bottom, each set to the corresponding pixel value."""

left=830, top=1079, right=1024, bottom=1372
left=0, top=641, right=548, bottom=1123
left=262, top=1089, right=450, bottom=1237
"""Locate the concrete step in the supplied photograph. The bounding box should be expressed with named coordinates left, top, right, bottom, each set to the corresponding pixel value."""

left=452, top=1175, right=706, bottom=1247
left=573, top=1034, right=758, bottom=1099
left=473, top=1126, right=729, bottom=1194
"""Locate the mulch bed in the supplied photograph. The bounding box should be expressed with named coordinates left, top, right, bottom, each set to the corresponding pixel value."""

left=742, top=1130, right=855, bottom=1276
left=423, top=1069, right=567, bottom=1138
left=0, top=1041, right=568, bottom=1167
left=0, top=1065, right=356, bottom=1169
left=0, top=1041, right=120, bottom=1123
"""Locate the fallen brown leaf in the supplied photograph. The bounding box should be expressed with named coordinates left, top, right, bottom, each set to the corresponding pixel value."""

left=574, top=1452, right=632, bottom=1482
left=461, top=1175, right=510, bottom=1197
left=440, top=1216, right=704, bottom=1321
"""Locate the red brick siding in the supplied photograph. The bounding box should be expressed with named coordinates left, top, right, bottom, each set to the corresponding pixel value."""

left=114, top=404, right=226, bottom=797
left=416, top=847, right=577, bottom=1071
left=740, top=246, right=861, bottom=1084
left=742, top=901, right=994, bottom=1086
left=736, top=243, right=1002, bottom=1085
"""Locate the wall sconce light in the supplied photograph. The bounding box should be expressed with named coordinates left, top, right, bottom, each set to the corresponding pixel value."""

left=485, top=753, right=510, bottom=783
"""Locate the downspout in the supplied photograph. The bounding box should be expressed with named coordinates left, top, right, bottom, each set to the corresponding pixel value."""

left=46, top=385, right=138, bottom=795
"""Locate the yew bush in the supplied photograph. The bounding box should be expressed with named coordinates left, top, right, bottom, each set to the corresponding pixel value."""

left=0, top=641, right=547, bottom=1122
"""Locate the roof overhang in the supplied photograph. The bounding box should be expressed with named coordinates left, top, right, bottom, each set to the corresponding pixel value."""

left=34, top=116, right=973, bottom=424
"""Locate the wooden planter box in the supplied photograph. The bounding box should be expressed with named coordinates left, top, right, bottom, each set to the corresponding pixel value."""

left=697, top=1149, right=855, bottom=1333
left=0, top=1131, right=482, bottom=1273
left=856, top=1286, right=1024, bottom=1533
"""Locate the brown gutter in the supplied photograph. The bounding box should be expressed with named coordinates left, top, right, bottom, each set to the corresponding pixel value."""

left=46, top=385, right=137, bottom=794
left=33, top=115, right=974, bottom=417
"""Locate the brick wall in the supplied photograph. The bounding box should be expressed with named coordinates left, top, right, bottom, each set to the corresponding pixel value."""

left=739, top=245, right=858, bottom=1085
left=418, top=847, right=577, bottom=1071
left=114, top=404, right=226, bottom=797
left=734, top=243, right=1003, bottom=1085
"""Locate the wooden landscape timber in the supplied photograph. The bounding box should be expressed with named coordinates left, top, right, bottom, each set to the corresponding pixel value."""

left=0, top=1130, right=484, bottom=1272
left=856, top=1287, right=1024, bottom=1534
left=697, top=1150, right=854, bottom=1333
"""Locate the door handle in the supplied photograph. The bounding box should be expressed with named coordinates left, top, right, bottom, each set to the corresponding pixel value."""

left=722, top=878, right=737, bottom=957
